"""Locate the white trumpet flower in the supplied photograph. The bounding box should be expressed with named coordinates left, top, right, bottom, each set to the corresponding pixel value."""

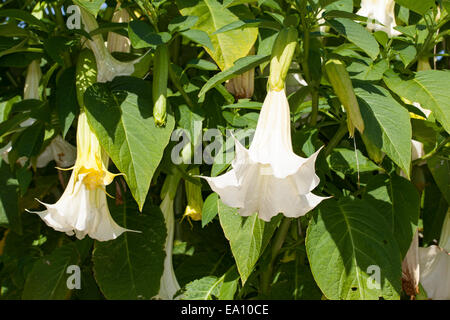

left=80, top=7, right=135, bottom=83
left=156, top=174, right=181, bottom=300
left=357, top=0, right=401, bottom=37
left=419, top=210, right=450, bottom=300
left=36, top=135, right=76, bottom=168
left=29, top=113, right=134, bottom=241
left=204, top=89, right=327, bottom=221
left=107, top=7, right=131, bottom=54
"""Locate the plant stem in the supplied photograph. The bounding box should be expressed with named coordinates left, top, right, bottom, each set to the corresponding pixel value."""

left=324, top=121, right=348, bottom=156
left=309, top=90, right=319, bottom=126
left=260, top=217, right=292, bottom=296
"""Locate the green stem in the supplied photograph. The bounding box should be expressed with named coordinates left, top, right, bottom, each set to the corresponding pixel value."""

left=324, top=121, right=348, bottom=157
left=309, top=90, right=319, bottom=126
left=168, top=64, right=194, bottom=108
left=260, top=217, right=292, bottom=296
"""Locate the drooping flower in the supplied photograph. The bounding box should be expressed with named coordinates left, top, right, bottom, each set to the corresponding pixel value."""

left=157, top=174, right=182, bottom=300
left=226, top=48, right=255, bottom=99
left=2, top=60, right=76, bottom=168
left=419, top=210, right=450, bottom=300
left=80, top=7, right=135, bottom=82
left=204, top=28, right=327, bottom=221
left=183, top=167, right=203, bottom=222
left=357, top=0, right=401, bottom=37
left=36, top=135, right=76, bottom=168
left=28, top=113, right=134, bottom=241
left=402, top=230, right=420, bottom=297
left=107, top=6, right=131, bottom=54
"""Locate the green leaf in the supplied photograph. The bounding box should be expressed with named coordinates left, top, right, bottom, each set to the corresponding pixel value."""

left=427, top=155, right=450, bottom=204
left=218, top=266, right=240, bottom=300
left=363, top=174, right=420, bottom=258
left=394, top=0, right=435, bottom=15
left=383, top=70, right=450, bottom=134
left=186, top=58, right=218, bottom=71
left=327, top=148, right=380, bottom=175
left=347, top=60, right=388, bottom=81
left=84, top=77, right=175, bottom=210
left=181, top=29, right=213, bottom=51
left=22, top=243, right=81, bottom=299
left=202, top=193, right=219, bottom=227
left=0, top=9, right=48, bottom=31
left=92, top=198, right=166, bottom=300
left=128, top=21, right=171, bottom=49
left=168, top=15, right=199, bottom=33
left=354, top=82, right=412, bottom=177
left=198, top=55, right=270, bottom=97
left=306, top=198, right=402, bottom=300
left=213, top=19, right=280, bottom=34
left=12, top=122, right=45, bottom=158
left=177, top=0, right=258, bottom=70
left=218, top=199, right=281, bottom=284
left=328, top=18, right=380, bottom=60
left=182, top=276, right=222, bottom=300
left=56, top=67, right=79, bottom=138
left=73, top=0, right=105, bottom=17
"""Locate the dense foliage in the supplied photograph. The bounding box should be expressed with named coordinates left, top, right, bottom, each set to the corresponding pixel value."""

left=0, top=0, right=449, bottom=300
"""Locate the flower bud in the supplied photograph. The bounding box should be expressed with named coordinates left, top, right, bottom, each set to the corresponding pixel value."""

left=269, top=27, right=298, bottom=91
left=24, top=59, right=42, bottom=100
left=153, top=44, right=169, bottom=126
left=325, top=59, right=365, bottom=137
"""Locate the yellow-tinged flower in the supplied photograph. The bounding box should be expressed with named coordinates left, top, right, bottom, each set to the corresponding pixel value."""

left=357, top=0, right=401, bottom=37
left=183, top=168, right=203, bottom=222
left=29, top=113, right=134, bottom=241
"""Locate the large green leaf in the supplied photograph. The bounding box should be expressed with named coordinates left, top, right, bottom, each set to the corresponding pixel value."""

left=306, top=198, right=402, bottom=300
left=56, top=67, right=79, bottom=138
left=177, top=0, right=258, bottom=70
left=355, top=82, right=412, bottom=177
left=84, top=77, right=175, bottom=210
left=92, top=197, right=166, bottom=300
left=22, top=243, right=81, bottom=299
left=218, top=199, right=281, bottom=284
left=384, top=70, right=450, bottom=134
left=327, top=18, right=379, bottom=60
left=363, top=174, right=420, bottom=258
left=394, top=0, right=435, bottom=15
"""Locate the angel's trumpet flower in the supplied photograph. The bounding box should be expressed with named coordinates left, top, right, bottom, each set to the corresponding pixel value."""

left=107, top=7, right=131, bottom=54
left=28, top=113, right=134, bottom=241
left=356, top=0, right=401, bottom=37
left=204, top=28, right=327, bottom=221
left=183, top=168, right=203, bottom=222
left=402, top=230, right=420, bottom=296
left=157, top=174, right=182, bottom=300
left=226, top=48, right=255, bottom=99
left=80, top=8, right=135, bottom=82
left=419, top=210, right=450, bottom=300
